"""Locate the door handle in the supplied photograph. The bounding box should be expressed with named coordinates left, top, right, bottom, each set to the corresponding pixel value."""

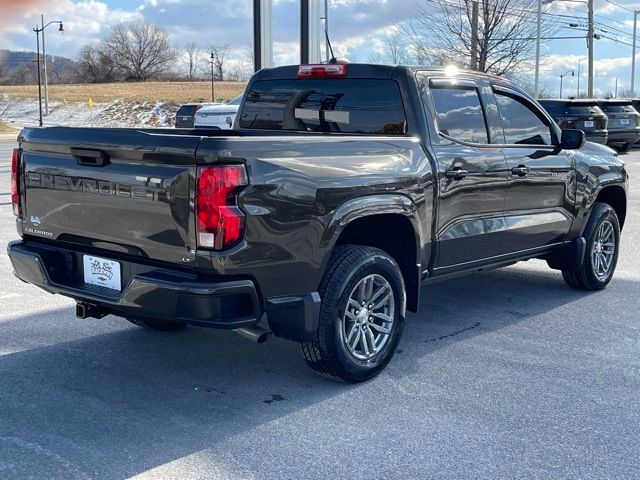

left=511, top=165, right=530, bottom=177
left=445, top=168, right=469, bottom=180
left=71, top=148, right=110, bottom=167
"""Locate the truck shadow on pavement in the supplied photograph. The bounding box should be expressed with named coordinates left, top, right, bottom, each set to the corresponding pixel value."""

left=0, top=262, right=636, bottom=479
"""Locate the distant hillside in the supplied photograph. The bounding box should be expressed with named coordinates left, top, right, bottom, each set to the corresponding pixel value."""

left=0, top=49, right=76, bottom=71
left=0, top=49, right=77, bottom=84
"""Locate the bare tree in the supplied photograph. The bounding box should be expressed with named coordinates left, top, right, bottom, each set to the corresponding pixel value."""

left=369, top=30, right=414, bottom=65
left=0, top=94, right=12, bottom=120
left=102, top=20, right=176, bottom=81
left=183, top=42, right=201, bottom=81
left=209, top=43, right=230, bottom=81
left=8, top=61, right=38, bottom=85
left=403, top=0, right=556, bottom=76
left=76, top=44, right=118, bottom=83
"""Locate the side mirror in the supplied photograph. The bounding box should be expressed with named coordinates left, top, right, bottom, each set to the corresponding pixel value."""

left=561, top=129, right=585, bottom=150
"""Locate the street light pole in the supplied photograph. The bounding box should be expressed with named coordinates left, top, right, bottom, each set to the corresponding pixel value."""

left=41, top=14, right=49, bottom=116
left=560, top=69, right=574, bottom=98
left=210, top=51, right=215, bottom=102
left=632, top=10, right=639, bottom=96
left=34, top=27, right=43, bottom=127
left=534, top=0, right=542, bottom=98
left=577, top=57, right=586, bottom=98
left=32, top=20, right=63, bottom=126
left=587, top=0, right=594, bottom=97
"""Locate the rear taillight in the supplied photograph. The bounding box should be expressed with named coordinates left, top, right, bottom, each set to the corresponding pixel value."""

left=297, top=64, right=347, bottom=78
left=196, top=165, right=248, bottom=250
left=10, top=148, right=20, bottom=216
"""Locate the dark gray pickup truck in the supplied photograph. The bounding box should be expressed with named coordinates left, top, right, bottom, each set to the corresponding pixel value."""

left=8, top=64, right=628, bottom=382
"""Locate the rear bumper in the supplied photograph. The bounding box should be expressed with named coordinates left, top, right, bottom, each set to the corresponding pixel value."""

left=584, top=131, right=607, bottom=144
left=606, top=130, right=640, bottom=144
left=7, top=240, right=320, bottom=340
left=7, top=240, right=261, bottom=329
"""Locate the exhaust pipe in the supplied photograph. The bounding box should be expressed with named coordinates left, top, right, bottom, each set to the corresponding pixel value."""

left=235, top=326, right=270, bottom=343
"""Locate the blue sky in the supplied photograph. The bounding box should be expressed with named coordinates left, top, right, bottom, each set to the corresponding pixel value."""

left=2, top=0, right=640, bottom=96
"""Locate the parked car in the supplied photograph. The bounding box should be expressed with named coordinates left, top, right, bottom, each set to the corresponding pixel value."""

left=596, top=99, right=640, bottom=152
left=9, top=64, right=628, bottom=382
left=175, top=103, right=211, bottom=128
left=194, top=95, right=243, bottom=129
left=538, top=99, right=608, bottom=145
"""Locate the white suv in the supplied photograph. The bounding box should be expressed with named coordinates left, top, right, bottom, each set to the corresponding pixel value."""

left=194, top=95, right=242, bottom=129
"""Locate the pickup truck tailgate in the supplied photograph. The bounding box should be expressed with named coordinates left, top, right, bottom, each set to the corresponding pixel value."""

left=19, top=128, right=200, bottom=266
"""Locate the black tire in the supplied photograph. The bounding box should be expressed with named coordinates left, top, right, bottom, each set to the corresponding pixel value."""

left=613, top=142, right=633, bottom=153
left=301, top=245, right=406, bottom=383
left=126, top=317, right=187, bottom=331
left=562, top=202, right=620, bottom=291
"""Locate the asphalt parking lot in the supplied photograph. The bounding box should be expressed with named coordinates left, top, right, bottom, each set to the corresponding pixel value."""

left=0, top=135, right=638, bottom=479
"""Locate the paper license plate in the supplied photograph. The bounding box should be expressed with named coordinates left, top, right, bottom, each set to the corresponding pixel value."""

left=83, top=255, right=121, bottom=291
left=584, top=121, right=594, bottom=128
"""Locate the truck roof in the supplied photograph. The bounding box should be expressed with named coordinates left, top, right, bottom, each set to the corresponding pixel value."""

left=252, top=63, right=505, bottom=83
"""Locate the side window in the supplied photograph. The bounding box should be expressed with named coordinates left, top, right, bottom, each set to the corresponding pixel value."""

left=495, top=91, right=552, bottom=145
left=430, top=87, right=489, bottom=144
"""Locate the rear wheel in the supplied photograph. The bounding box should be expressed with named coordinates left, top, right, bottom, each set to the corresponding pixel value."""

left=562, top=202, right=620, bottom=291
left=301, top=245, right=406, bottom=383
left=613, top=142, right=633, bottom=153
left=127, top=317, right=186, bottom=331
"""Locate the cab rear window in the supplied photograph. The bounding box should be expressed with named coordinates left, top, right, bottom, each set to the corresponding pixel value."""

left=238, top=79, right=407, bottom=134
left=600, top=103, right=636, bottom=113
left=177, top=105, right=197, bottom=116
left=540, top=102, right=603, bottom=116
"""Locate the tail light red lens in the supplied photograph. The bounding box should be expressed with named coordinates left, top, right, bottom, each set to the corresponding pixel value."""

left=196, top=165, right=248, bottom=250
left=297, top=64, right=348, bottom=78
left=11, top=148, right=20, bottom=216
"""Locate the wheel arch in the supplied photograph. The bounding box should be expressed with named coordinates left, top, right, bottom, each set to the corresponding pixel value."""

left=321, top=195, right=424, bottom=313
left=594, top=185, right=627, bottom=230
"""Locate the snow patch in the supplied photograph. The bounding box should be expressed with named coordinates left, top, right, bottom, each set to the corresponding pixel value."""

left=2, top=97, right=178, bottom=129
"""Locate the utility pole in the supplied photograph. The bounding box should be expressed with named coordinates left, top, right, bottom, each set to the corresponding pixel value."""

left=324, top=0, right=330, bottom=63
left=470, top=0, right=479, bottom=70
left=587, top=0, right=594, bottom=97
left=534, top=0, right=542, bottom=98
left=632, top=10, right=639, bottom=96
left=34, top=27, right=43, bottom=127
left=41, top=14, right=49, bottom=116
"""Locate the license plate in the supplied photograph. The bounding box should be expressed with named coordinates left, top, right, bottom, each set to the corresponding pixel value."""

left=83, top=255, right=121, bottom=292
left=584, top=120, right=594, bottom=128
left=620, top=118, right=630, bottom=125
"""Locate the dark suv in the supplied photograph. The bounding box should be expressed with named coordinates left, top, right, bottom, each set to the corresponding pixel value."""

left=175, top=103, right=209, bottom=128
left=539, top=99, right=608, bottom=145
left=596, top=99, right=640, bottom=152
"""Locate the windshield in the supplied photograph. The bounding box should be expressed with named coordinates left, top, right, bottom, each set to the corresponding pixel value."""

left=238, top=79, right=407, bottom=134
left=227, top=95, right=243, bottom=106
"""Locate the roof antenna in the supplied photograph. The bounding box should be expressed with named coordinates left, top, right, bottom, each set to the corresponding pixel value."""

left=325, top=29, right=338, bottom=64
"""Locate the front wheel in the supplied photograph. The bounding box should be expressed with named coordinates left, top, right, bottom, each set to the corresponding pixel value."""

left=301, top=245, right=406, bottom=383
left=562, top=202, right=620, bottom=291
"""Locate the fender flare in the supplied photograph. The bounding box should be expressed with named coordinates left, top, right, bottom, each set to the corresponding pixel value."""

left=319, top=194, right=425, bottom=312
